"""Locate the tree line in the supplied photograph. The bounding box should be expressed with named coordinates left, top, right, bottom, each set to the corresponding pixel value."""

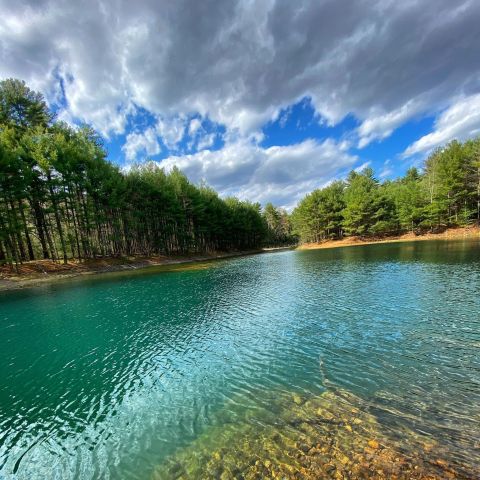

left=3, top=78, right=479, bottom=265
left=291, top=138, right=480, bottom=243
left=0, top=79, right=286, bottom=269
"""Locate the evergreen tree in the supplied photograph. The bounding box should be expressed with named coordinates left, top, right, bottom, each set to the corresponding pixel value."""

left=293, top=139, right=480, bottom=244
left=262, top=203, right=294, bottom=246
left=0, top=79, right=272, bottom=266
left=342, top=168, right=395, bottom=236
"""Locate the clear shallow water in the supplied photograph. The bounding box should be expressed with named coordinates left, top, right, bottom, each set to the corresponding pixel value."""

left=0, top=240, right=479, bottom=479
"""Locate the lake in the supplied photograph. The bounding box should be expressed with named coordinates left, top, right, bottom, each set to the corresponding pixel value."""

left=0, top=240, right=479, bottom=479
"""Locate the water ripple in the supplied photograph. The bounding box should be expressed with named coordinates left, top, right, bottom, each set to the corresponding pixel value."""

left=0, top=240, right=479, bottom=478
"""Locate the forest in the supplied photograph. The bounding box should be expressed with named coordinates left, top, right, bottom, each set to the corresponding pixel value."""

left=2, top=78, right=480, bottom=268
left=0, top=79, right=291, bottom=268
left=291, top=138, right=480, bottom=243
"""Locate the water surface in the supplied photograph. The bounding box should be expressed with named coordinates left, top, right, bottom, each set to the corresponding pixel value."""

left=1, top=240, right=479, bottom=478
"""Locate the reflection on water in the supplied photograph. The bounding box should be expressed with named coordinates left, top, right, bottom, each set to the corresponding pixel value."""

left=0, top=240, right=479, bottom=479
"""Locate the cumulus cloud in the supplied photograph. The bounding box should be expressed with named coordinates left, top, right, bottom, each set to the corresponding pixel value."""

left=185, top=117, right=218, bottom=151
left=122, top=127, right=161, bottom=161
left=160, top=138, right=357, bottom=208
left=188, top=118, right=202, bottom=137
left=156, top=116, right=187, bottom=151
left=197, top=133, right=216, bottom=151
left=2, top=0, right=480, bottom=204
left=403, top=94, right=480, bottom=156
left=1, top=0, right=479, bottom=140
left=357, top=100, right=424, bottom=148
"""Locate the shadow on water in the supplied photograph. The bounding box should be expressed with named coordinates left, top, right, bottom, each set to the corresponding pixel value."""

left=0, top=254, right=251, bottom=302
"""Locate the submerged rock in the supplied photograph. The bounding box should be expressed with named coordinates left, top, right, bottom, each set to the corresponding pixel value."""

left=152, top=388, right=474, bottom=480
left=292, top=394, right=303, bottom=406
left=368, top=439, right=380, bottom=450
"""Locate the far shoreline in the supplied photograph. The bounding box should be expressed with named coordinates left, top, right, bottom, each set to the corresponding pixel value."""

left=296, top=226, right=480, bottom=251
left=0, top=248, right=291, bottom=293
left=1, top=230, right=478, bottom=293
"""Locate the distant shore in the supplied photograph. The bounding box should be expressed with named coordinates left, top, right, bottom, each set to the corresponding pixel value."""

left=2, top=230, right=478, bottom=292
left=0, top=249, right=289, bottom=292
left=297, top=226, right=480, bottom=251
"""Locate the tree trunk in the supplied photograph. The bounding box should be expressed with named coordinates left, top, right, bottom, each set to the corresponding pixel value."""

left=47, top=172, right=68, bottom=263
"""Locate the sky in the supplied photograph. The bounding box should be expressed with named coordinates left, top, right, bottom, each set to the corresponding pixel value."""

left=1, top=0, right=480, bottom=209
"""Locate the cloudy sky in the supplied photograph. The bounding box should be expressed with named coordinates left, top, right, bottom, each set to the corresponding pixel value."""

left=1, top=0, right=480, bottom=208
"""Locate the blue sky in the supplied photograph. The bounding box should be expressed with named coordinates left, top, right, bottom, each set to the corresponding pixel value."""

left=105, top=97, right=434, bottom=182
left=2, top=0, right=480, bottom=208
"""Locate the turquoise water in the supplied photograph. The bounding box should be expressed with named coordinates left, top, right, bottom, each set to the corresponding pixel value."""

left=0, top=240, right=479, bottom=479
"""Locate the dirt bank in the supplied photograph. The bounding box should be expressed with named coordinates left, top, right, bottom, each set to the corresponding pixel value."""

left=297, top=226, right=480, bottom=251
left=0, top=250, right=270, bottom=292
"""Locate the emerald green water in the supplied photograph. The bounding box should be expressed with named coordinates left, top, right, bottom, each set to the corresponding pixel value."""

left=0, top=240, right=479, bottom=479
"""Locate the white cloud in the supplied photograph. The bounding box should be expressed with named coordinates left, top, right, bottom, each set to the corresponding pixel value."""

left=354, top=161, right=371, bottom=173
left=185, top=117, right=217, bottom=151
left=404, top=94, right=480, bottom=156
left=122, top=127, right=161, bottom=161
left=188, top=118, right=202, bottom=137
left=156, top=116, right=187, bottom=151
left=197, top=133, right=216, bottom=151
left=160, top=138, right=358, bottom=209
left=357, top=100, right=423, bottom=148
left=2, top=0, right=480, bottom=207
left=379, top=160, right=393, bottom=179
left=1, top=0, right=479, bottom=141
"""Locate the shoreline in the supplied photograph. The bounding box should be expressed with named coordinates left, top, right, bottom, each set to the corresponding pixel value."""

left=296, top=226, right=480, bottom=251
left=0, top=249, right=292, bottom=293
left=1, top=229, right=478, bottom=291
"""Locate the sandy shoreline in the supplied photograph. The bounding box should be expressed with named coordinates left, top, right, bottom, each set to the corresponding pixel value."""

left=0, top=249, right=284, bottom=292
left=297, top=226, right=480, bottom=251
